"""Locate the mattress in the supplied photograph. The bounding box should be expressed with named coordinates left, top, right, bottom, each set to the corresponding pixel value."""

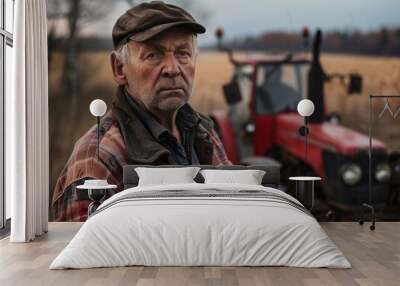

left=50, top=183, right=350, bottom=269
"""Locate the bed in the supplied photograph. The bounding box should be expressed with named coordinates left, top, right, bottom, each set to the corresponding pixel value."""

left=50, top=165, right=350, bottom=269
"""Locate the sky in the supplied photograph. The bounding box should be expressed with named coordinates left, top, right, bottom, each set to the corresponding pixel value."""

left=80, top=0, right=400, bottom=46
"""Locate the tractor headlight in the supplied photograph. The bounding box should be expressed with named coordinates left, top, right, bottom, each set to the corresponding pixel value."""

left=340, top=164, right=362, bottom=185
left=375, top=163, right=391, bottom=183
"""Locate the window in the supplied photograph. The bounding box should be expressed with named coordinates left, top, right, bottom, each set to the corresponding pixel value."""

left=1, top=0, right=14, bottom=231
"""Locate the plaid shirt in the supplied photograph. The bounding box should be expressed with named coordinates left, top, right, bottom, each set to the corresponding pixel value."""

left=52, top=101, right=231, bottom=221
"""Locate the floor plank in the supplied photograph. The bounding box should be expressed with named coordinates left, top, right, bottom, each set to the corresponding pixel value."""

left=0, top=222, right=399, bottom=286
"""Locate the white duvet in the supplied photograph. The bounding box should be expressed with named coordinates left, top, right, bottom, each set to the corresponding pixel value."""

left=50, top=183, right=351, bottom=269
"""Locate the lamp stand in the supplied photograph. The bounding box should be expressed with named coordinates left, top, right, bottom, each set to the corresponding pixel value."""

left=298, top=118, right=310, bottom=163
left=96, top=116, right=100, bottom=162
left=304, top=116, right=308, bottom=162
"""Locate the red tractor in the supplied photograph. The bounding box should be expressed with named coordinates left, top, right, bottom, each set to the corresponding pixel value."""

left=211, top=28, right=393, bottom=219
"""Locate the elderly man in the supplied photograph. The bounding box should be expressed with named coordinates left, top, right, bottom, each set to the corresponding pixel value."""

left=52, top=1, right=232, bottom=221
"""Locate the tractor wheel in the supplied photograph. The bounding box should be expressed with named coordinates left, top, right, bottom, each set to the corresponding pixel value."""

left=266, top=147, right=328, bottom=214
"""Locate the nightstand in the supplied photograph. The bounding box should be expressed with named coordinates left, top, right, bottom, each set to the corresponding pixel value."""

left=77, top=180, right=117, bottom=216
left=289, top=176, right=321, bottom=211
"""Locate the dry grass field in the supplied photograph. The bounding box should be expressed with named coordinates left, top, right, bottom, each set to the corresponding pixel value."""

left=48, top=51, right=400, bottom=207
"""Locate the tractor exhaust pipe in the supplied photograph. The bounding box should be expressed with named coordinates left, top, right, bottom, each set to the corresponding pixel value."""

left=308, top=29, right=327, bottom=123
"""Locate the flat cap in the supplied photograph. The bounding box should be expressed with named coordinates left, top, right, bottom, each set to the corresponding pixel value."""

left=112, top=1, right=206, bottom=49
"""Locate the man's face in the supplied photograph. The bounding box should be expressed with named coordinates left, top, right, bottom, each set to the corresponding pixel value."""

left=121, top=28, right=197, bottom=113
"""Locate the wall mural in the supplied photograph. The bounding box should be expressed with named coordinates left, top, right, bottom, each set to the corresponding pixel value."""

left=47, top=0, right=400, bottom=222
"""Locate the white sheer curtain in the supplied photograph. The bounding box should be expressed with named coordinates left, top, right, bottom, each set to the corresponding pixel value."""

left=7, top=0, right=49, bottom=242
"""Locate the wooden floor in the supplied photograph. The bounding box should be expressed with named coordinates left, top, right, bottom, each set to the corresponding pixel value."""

left=0, top=222, right=399, bottom=286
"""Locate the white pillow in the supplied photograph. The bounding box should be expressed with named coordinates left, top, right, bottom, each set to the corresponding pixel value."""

left=200, top=169, right=266, bottom=185
left=135, top=167, right=201, bottom=186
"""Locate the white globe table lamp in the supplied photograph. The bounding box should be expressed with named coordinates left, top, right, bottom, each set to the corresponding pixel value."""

left=297, top=99, right=315, bottom=162
left=77, top=99, right=117, bottom=217
left=289, top=99, right=320, bottom=212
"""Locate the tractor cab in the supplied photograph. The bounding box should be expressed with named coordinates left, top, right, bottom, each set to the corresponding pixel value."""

left=222, top=54, right=311, bottom=161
